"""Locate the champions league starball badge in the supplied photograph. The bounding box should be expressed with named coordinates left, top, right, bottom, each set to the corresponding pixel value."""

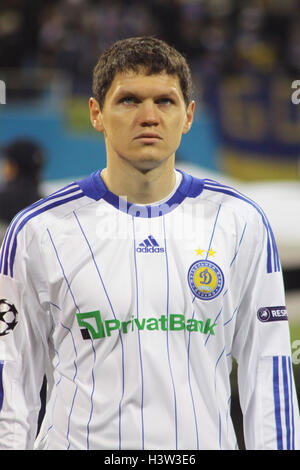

left=188, top=260, right=224, bottom=300
left=0, top=299, right=18, bottom=336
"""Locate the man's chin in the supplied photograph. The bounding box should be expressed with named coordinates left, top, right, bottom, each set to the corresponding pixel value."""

left=124, top=153, right=174, bottom=173
left=133, top=161, right=163, bottom=173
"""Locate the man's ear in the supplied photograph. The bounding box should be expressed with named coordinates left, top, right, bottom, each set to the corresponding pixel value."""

left=89, top=97, right=105, bottom=133
left=182, top=100, right=195, bottom=135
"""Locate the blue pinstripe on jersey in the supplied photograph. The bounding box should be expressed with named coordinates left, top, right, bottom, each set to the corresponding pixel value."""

left=205, top=306, right=223, bottom=347
left=163, top=215, right=178, bottom=449
left=60, top=322, right=79, bottom=450
left=186, top=310, right=200, bottom=450
left=273, top=356, right=295, bottom=450
left=206, top=204, right=222, bottom=260
left=219, top=412, right=222, bottom=449
left=86, top=344, right=96, bottom=451
left=282, top=356, right=291, bottom=449
left=273, top=356, right=283, bottom=449
left=203, top=180, right=280, bottom=274
left=214, top=347, right=226, bottom=394
left=225, top=395, right=233, bottom=447
left=47, top=224, right=100, bottom=450
left=38, top=335, right=62, bottom=446
left=288, top=357, right=295, bottom=449
left=229, top=222, right=247, bottom=268
left=73, top=211, right=125, bottom=450
left=0, top=361, right=4, bottom=412
left=47, top=228, right=80, bottom=450
left=131, top=216, right=145, bottom=450
left=223, top=306, right=238, bottom=327
left=198, top=202, right=226, bottom=448
left=0, top=183, right=84, bottom=278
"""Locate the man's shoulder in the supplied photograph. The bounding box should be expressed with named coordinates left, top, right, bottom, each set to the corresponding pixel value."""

left=2, top=178, right=93, bottom=244
left=23, top=181, right=85, bottom=224
left=0, top=178, right=95, bottom=277
left=192, top=175, right=267, bottom=225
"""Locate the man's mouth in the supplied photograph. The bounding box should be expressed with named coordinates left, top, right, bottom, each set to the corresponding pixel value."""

left=135, top=133, right=162, bottom=143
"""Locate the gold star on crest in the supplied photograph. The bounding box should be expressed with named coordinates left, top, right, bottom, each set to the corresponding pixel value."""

left=207, top=248, right=216, bottom=257
left=195, top=247, right=216, bottom=257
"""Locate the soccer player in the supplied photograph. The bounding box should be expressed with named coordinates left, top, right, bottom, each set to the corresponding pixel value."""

left=0, top=36, right=299, bottom=450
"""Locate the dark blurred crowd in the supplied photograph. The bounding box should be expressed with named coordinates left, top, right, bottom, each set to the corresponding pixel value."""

left=0, top=137, right=45, bottom=240
left=1, top=0, right=300, bottom=98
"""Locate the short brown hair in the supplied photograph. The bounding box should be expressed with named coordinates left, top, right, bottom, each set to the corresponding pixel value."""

left=92, top=36, right=193, bottom=109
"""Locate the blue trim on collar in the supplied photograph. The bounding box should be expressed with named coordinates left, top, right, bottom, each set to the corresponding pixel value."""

left=76, top=169, right=204, bottom=218
left=76, top=171, right=107, bottom=201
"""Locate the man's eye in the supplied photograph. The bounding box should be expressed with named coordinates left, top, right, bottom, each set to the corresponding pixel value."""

left=157, top=98, right=174, bottom=105
left=120, top=96, right=137, bottom=105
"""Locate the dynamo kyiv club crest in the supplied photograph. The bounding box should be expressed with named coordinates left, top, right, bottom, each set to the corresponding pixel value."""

left=188, top=260, right=224, bottom=300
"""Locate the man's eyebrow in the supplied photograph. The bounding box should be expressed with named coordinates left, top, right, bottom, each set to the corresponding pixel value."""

left=114, top=88, right=180, bottom=99
left=115, top=89, right=137, bottom=98
left=155, top=90, right=179, bottom=99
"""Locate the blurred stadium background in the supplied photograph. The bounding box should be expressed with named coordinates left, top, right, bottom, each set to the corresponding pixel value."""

left=0, top=0, right=299, bottom=449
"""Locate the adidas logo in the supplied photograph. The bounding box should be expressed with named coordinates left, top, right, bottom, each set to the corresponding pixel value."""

left=136, top=235, right=165, bottom=253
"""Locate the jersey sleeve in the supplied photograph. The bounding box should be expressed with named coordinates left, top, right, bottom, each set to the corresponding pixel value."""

left=0, top=222, right=52, bottom=449
left=231, top=212, right=300, bottom=450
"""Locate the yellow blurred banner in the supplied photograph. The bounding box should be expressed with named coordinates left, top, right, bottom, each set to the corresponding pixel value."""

left=221, top=150, right=299, bottom=181
left=207, top=75, right=300, bottom=180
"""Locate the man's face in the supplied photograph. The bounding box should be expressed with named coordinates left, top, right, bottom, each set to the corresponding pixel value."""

left=90, top=70, right=195, bottom=171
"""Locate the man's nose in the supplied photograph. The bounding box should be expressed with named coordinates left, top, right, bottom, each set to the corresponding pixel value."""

left=138, top=100, right=159, bottom=126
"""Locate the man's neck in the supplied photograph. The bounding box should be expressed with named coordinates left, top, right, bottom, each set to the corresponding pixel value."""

left=101, top=157, right=177, bottom=204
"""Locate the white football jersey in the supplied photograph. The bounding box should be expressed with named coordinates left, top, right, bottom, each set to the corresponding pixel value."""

left=0, top=169, right=299, bottom=450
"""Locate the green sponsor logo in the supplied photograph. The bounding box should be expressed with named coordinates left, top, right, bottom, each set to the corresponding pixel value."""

left=76, top=311, right=216, bottom=340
